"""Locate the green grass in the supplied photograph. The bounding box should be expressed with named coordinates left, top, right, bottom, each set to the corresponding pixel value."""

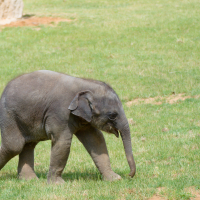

left=0, top=0, right=200, bottom=199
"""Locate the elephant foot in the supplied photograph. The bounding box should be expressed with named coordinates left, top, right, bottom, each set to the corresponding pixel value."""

left=103, top=171, right=122, bottom=181
left=47, top=176, right=65, bottom=184
left=18, top=172, right=38, bottom=180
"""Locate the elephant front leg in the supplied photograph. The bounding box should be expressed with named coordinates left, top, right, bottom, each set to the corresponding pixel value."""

left=18, top=142, right=38, bottom=180
left=47, top=133, right=73, bottom=184
left=75, top=127, right=121, bottom=181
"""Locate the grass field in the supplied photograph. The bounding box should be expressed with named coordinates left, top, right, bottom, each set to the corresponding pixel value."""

left=0, top=0, right=200, bottom=199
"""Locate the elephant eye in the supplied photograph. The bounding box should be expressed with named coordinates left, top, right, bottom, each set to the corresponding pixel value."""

left=107, top=112, right=118, bottom=120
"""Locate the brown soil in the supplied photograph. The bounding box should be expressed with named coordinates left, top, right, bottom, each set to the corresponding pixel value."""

left=148, top=195, right=166, bottom=200
left=126, top=93, right=200, bottom=107
left=148, top=187, right=200, bottom=200
left=0, top=16, right=72, bottom=27
left=185, top=187, right=200, bottom=200
left=148, top=187, right=166, bottom=200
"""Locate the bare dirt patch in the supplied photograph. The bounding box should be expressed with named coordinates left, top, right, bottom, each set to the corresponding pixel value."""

left=148, top=195, right=166, bottom=200
left=0, top=16, right=72, bottom=27
left=185, top=187, right=200, bottom=200
left=148, top=187, right=166, bottom=200
left=126, top=93, right=200, bottom=107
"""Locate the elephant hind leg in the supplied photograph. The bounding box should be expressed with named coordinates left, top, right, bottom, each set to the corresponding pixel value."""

left=0, top=142, right=24, bottom=170
left=0, top=146, right=14, bottom=170
left=75, top=126, right=121, bottom=181
left=18, top=142, right=38, bottom=180
left=0, top=124, right=25, bottom=170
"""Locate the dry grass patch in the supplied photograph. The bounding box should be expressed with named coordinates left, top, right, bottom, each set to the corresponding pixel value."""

left=185, top=187, right=200, bottom=200
left=148, top=195, right=166, bottom=200
left=126, top=94, right=200, bottom=106
left=148, top=187, right=166, bottom=200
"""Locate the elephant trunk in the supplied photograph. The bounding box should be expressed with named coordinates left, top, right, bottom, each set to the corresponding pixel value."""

left=119, top=119, right=136, bottom=177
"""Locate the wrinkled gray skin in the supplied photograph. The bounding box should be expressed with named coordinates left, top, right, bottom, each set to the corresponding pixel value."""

left=0, top=70, right=136, bottom=183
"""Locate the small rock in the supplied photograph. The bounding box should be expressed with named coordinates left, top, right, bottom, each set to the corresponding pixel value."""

left=35, top=163, right=41, bottom=166
left=188, top=130, right=193, bottom=134
left=83, top=190, right=88, bottom=196
left=128, top=118, right=136, bottom=126
left=162, top=128, right=169, bottom=132
left=177, top=38, right=184, bottom=43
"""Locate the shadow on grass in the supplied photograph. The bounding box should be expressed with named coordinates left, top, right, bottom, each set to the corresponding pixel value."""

left=35, top=171, right=102, bottom=181
left=22, top=14, right=35, bottom=19
left=0, top=173, right=18, bottom=180
left=0, top=171, right=101, bottom=181
left=63, top=171, right=102, bottom=181
left=0, top=169, right=125, bottom=181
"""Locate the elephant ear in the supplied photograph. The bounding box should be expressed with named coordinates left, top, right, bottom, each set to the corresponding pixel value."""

left=68, top=91, right=93, bottom=122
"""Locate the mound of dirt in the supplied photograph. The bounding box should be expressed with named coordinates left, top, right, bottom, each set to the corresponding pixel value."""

left=0, top=16, right=72, bottom=27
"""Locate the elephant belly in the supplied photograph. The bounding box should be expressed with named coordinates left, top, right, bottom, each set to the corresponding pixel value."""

left=15, top=118, right=50, bottom=143
left=24, top=129, right=49, bottom=143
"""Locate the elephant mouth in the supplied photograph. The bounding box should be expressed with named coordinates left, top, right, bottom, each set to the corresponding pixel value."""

left=103, top=123, right=119, bottom=138
left=109, top=125, right=119, bottom=138
left=113, top=128, right=119, bottom=138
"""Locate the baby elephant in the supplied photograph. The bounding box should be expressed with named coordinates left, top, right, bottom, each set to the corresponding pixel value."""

left=0, top=70, right=136, bottom=184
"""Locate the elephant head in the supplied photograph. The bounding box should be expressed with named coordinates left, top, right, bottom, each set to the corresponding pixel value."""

left=68, top=89, right=136, bottom=178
